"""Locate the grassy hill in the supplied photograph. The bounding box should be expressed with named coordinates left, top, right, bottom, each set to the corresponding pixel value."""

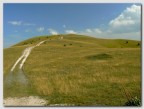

left=4, top=34, right=141, bottom=106
left=13, top=34, right=140, bottom=48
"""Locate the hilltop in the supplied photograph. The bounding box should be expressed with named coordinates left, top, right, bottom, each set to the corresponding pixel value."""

left=13, top=34, right=140, bottom=48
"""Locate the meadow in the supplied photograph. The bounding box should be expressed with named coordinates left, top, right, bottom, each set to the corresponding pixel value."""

left=4, top=34, right=141, bottom=106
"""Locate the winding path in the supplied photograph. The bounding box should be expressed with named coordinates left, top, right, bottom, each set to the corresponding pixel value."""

left=11, top=40, right=46, bottom=71
left=4, top=40, right=47, bottom=106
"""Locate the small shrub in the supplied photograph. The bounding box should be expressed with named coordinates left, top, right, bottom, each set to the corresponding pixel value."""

left=125, top=41, right=128, bottom=44
left=137, top=43, right=140, bottom=46
left=124, top=97, right=141, bottom=106
left=70, top=43, right=72, bottom=45
left=122, top=86, right=141, bottom=106
left=64, top=44, right=66, bottom=47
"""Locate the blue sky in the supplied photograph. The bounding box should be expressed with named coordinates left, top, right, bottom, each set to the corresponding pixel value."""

left=4, top=3, right=141, bottom=48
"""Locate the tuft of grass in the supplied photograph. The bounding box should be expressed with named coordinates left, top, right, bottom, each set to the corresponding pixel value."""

left=124, top=96, right=141, bottom=106
left=122, top=85, right=141, bottom=106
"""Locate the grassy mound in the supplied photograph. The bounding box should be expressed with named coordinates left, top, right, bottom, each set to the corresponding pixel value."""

left=86, top=53, right=112, bottom=60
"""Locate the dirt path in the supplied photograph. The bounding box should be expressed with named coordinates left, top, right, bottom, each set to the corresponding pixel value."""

left=11, top=40, right=46, bottom=71
left=4, top=40, right=47, bottom=106
left=4, top=96, right=47, bottom=106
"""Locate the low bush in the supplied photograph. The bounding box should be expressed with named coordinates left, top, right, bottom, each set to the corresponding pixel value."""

left=137, top=43, right=140, bottom=46
left=124, top=96, right=141, bottom=106
left=122, top=86, right=141, bottom=106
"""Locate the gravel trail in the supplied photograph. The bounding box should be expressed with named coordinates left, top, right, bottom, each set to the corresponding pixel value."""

left=4, top=96, right=47, bottom=106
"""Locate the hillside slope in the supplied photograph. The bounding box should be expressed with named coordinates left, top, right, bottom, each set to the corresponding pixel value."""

left=4, top=34, right=141, bottom=106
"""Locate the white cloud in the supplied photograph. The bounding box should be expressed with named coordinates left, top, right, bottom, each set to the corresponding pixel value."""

left=63, top=25, right=66, bottom=28
left=94, top=28, right=102, bottom=34
left=78, top=4, right=141, bottom=40
left=86, top=29, right=92, bottom=33
left=48, top=29, right=58, bottom=35
left=24, top=23, right=36, bottom=26
left=8, top=21, right=36, bottom=26
left=109, top=4, right=141, bottom=33
left=65, top=30, right=77, bottom=34
left=8, top=21, right=22, bottom=26
left=79, top=28, right=102, bottom=36
left=37, top=27, right=45, bottom=32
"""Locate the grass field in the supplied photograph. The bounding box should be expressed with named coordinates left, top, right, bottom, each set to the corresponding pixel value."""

left=4, top=34, right=141, bottom=106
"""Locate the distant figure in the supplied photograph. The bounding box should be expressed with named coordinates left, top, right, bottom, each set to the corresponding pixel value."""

left=61, top=36, right=63, bottom=39
left=59, top=36, right=63, bottom=40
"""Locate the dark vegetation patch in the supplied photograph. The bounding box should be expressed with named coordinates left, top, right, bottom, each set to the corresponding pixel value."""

left=124, top=97, right=141, bottom=106
left=86, top=53, right=112, bottom=60
left=137, top=43, right=140, bottom=46
left=125, top=41, right=128, bottom=44
left=64, top=44, right=66, bottom=47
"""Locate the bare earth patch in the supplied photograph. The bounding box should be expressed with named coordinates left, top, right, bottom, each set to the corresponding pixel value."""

left=4, top=96, right=47, bottom=106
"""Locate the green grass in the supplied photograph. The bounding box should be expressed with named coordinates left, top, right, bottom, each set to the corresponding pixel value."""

left=86, top=53, right=112, bottom=60
left=4, top=34, right=141, bottom=106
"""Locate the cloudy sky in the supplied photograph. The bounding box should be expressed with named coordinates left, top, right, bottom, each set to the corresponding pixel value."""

left=4, top=3, right=141, bottom=48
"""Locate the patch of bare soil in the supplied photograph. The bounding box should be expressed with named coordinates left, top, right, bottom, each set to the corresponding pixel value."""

left=4, top=96, right=47, bottom=106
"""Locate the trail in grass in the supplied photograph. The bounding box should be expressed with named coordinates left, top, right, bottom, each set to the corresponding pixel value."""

left=4, top=40, right=47, bottom=106
left=11, top=40, right=46, bottom=72
left=4, top=70, right=28, bottom=86
left=5, top=40, right=46, bottom=88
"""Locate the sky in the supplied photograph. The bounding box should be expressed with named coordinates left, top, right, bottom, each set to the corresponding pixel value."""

left=4, top=3, right=141, bottom=48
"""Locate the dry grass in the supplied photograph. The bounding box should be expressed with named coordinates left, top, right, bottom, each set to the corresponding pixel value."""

left=4, top=34, right=141, bottom=106
left=24, top=43, right=141, bottom=105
